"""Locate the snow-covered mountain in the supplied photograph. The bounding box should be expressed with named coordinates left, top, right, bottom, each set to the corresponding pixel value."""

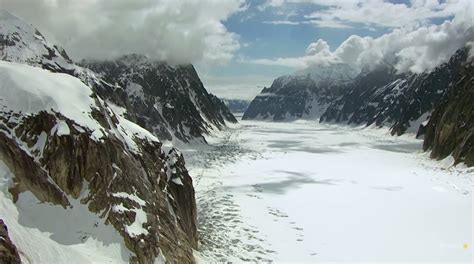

left=0, top=60, right=197, bottom=262
left=81, top=55, right=236, bottom=142
left=221, top=99, right=251, bottom=113
left=243, top=46, right=473, bottom=165
left=0, top=10, right=236, bottom=143
left=243, top=63, right=358, bottom=120
left=320, top=47, right=470, bottom=136
left=0, top=10, right=211, bottom=262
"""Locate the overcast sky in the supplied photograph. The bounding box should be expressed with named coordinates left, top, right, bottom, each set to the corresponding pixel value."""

left=1, top=0, right=473, bottom=100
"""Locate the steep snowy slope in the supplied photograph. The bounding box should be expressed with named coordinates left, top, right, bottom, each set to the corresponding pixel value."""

left=82, top=55, right=236, bottom=142
left=243, top=63, right=358, bottom=120
left=0, top=10, right=236, bottom=143
left=0, top=61, right=198, bottom=263
left=0, top=9, right=121, bottom=104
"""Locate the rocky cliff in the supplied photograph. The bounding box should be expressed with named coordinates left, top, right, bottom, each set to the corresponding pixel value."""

left=82, top=55, right=236, bottom=142
left=423, top=60, right=474, bottom=166
left=0, top=60, right=197, bottom=263
left=0, top=219, right=20, bottom=264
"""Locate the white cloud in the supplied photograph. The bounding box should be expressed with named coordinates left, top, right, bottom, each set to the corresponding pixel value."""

left=246, top=5, right=474, bottom=74
left=199, top=73, right=272, bottom=100
left=260, top=0, right=469, bottom=29
left=263, top=20, right=301, bottom=25
left=305, top=39, right=330, bottom=55
left=304, top=19, right=352, bottom=29
left=0, top=0, right=246, bottom=64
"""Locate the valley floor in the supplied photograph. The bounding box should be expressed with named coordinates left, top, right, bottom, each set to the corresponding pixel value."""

left=184, top=115, right=473, bottom=263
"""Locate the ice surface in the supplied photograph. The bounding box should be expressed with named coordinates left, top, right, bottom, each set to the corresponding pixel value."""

left=186, top=117, right=473, bottom=263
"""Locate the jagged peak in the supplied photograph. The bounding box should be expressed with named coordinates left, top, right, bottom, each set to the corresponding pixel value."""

left=292, top=62, right=359, bottom=87
left=0, top=9, right=44, bottom=40
left=0, top=9, right=73, bottom=67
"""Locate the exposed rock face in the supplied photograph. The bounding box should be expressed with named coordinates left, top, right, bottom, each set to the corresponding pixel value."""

left=243, top=63, right=357, bottom=121
left=423, top=62, right=474, bottom=166
left=0, top=219, right=21, bottom=264
left=0, top=60, right=197, bottom=262
left=82, top=55, right=236, bottom=142
left=321, top=48, right=470, bottom=135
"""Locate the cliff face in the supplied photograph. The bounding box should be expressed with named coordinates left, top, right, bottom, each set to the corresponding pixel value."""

left=423, top=62, right=474, bottom=166
left=82, top=55, right=236, bottom=142
left=0, top=219, right=21, bottom=264
left=0, top=57, right=197, bottom=263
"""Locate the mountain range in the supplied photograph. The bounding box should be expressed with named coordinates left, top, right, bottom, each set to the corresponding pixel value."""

left=0, top=10, right=236, bottom=263
left=244, top=46, right=474, bottom=166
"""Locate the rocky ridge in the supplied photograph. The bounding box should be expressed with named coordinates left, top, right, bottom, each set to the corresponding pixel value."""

left=0, top=60, right=197, bottom=263
left=321, top=48, right=470, bottom=136
left=0, top=10, right=236, bottom=143
left=1, top=10, right=200, bottom=263
left=244, top=46, right=473, bottom=165
left=243, top=63, right=357, bottom=120
left=82, top=55, right=236, bottom=142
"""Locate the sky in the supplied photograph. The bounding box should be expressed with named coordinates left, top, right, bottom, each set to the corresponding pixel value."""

left=1, top=0, right=473, bottom=100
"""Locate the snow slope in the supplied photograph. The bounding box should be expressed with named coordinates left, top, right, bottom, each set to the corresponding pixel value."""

left=0, top=60, right=158, bottom=152
left=187, top=116, right=473, bottom=263
left=0, top=160, right=131, bottom=263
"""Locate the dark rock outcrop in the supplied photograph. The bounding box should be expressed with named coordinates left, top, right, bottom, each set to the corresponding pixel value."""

left=82, top=55, right=236, bottom=142
left=0, top=219, right=21, bottom=264
left=423, top=61, right=474, bottom=166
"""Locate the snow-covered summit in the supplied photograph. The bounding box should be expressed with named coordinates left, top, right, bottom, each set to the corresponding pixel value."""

left=294, top=62, right=359, bottom=87
left=0, top=10, right=72, bottom=70
left=1, top=10, right=236, bottom=143
left=243, top=62, right=358, bottom=121
left=82, top=54, right=237, bottom=143
left=0, top=60, right=158, bottom=153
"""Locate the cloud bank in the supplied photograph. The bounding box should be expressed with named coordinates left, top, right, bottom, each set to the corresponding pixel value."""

left=260, top=0, right=469, bottom=29
left=248, top=0, right=474, bottom=74
left=0, top=0, right=245, bottom=64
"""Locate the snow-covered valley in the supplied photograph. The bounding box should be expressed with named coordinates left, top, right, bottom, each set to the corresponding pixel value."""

left=185, top=115, right=473, bottom=263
